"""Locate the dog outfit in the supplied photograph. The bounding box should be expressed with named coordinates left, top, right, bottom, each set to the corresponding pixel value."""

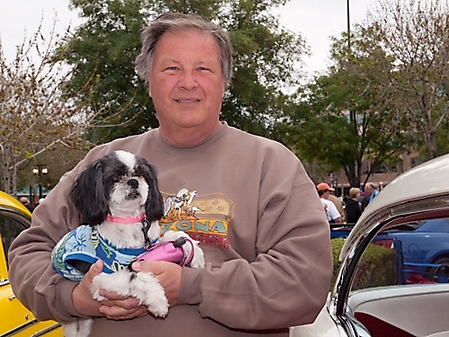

left=51, top=225, right=150, bottom=281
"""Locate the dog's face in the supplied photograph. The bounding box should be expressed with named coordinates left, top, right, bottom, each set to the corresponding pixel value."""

left=70, top=150, right=164, bottom=226
left=104, top=151, right=150, bottom=215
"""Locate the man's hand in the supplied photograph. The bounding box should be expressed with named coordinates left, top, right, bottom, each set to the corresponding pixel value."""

left=131, top=260, right=182, bottom=306
left=72, top=260, right=148, bottom=320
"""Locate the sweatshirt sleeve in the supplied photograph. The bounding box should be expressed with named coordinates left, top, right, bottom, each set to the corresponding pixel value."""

left=177, top=149, right=333, bottom=330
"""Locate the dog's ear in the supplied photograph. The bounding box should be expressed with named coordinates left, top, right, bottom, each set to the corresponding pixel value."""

left=142, top=162, right=164, bottom=222
left=70, top=159, right=109, bottom=226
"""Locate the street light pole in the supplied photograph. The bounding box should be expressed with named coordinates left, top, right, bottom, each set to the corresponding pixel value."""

left=32, top=165, right=48, bottom=199
left=347, top=0, right=351, bottom=49
left=346, top=0, right=357, bottom=127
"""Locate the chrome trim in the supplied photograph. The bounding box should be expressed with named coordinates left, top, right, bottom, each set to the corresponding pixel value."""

left=30, top=323, right=62, bottom=337
left=1, top=319, right=38, bottom=337
left=0, top=319, right=61, bottom=337
left=0, top=207, right=31, bottom=225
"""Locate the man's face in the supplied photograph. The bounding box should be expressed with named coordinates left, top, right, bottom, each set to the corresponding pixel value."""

left=321, top=190, right=330, bottom=199
left=148, top=29, right=225, bottom=138
left=364, top=185, right=373, bottom=197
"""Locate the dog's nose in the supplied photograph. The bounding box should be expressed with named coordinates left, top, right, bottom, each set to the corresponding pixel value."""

left=127, top=179, right=139, bottom=189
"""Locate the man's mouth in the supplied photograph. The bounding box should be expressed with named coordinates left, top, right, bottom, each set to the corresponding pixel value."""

left=176, top=98, right=200, bottom=103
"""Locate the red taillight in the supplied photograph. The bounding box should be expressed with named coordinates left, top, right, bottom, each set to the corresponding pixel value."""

left=373, top=239, right=394, bottom=249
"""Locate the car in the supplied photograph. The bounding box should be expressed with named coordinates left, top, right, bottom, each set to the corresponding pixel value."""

left=374, top=218, right=449, bottom=284
left=290, top=153, right=449, bottom=337
left=332, top=218, right=449, bottom=283
left=331, top=223, right=356, bottom=239
left=0, top=191, right=62, bottom=336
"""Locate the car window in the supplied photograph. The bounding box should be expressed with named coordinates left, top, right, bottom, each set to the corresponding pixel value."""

left=0, top=212, right=28, bottom=266
left=351, top=217, right=449, bottom=291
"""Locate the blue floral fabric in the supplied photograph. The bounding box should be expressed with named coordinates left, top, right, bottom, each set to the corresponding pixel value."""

left=51, top=225, right=148, bottom=281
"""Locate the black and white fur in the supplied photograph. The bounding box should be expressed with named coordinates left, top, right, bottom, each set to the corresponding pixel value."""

left=62, top=150, right=204, bottom=337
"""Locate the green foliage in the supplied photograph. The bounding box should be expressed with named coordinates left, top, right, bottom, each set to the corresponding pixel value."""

left=279, top=30, right=409, bottom=187
left=330, top=238, right=346, bottom=289
left=62, top=0, right=158, bottom=144
left=331, top=238, right=397, bottom=290
left=62, top=0, right=306, bottom=144
left=276, top=0, right=449, bottom=185
left=352, top=242, right=397, bottom=290
left=347, top=0, right=449, bottom=159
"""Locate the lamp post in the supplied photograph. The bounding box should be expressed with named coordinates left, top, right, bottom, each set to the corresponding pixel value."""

left=32, top=165, right=48, bottom=199
left=347, top=0, right=351, bottom=49
left=333, top=178, right=339, bottom=197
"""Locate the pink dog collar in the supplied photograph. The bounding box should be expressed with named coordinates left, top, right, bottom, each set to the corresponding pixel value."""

left=106, top=214, right=145, bottom=224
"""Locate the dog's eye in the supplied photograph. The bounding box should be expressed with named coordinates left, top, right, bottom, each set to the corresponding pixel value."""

left=113, top=175, right=122, bottom=183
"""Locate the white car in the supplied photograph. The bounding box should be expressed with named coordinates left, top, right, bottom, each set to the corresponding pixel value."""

left=291, top=153, right=449, bottom=337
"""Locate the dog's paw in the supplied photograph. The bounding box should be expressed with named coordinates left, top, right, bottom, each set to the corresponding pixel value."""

left=131, top=272, right=169, bottom=317
left=160, top=230, right=186, bottom=242
left=63, top=318, right=93, bottom=337
left=91, top=273, right=110, bottom=301
left=91, top=270, right=169, bottom=318
left=161, top=230, right=205, bottom=268
left=190, top=244, right=205, bottom=268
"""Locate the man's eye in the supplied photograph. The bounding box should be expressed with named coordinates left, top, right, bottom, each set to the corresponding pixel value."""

left=198, top=66, right=209, bottom=71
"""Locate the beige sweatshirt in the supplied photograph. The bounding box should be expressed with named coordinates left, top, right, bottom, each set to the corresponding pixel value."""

left=8, top=123, right=332, bottom=336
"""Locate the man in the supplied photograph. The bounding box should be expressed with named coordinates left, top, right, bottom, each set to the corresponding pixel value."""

left=8, top=13, right=332, bottom=337
left=19, top=197, right=34, bottom=213
left=362, top=182, right=379, bottom=210
left=328, top=192, right=345, bottom=223
left=317, top=183, right=342, bottom=224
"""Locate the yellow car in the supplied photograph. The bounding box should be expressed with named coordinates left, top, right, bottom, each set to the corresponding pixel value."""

left=0, top=191, right=62, bottom=336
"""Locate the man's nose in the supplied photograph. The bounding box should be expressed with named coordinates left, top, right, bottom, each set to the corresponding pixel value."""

left=178, top=70, right=198, bottom=89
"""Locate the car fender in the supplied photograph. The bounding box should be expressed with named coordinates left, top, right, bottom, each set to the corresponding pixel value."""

left=425, top=242, right=449, bottom=263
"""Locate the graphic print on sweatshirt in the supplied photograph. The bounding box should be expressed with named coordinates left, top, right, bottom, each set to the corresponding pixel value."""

left=160, top=188, right=234, bottom=249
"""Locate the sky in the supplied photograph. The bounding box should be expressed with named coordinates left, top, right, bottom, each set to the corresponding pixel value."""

left=0, top=0, right=379, bottom=78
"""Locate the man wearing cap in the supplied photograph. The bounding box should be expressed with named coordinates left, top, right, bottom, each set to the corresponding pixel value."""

left=317, top=183, right=342, bottom=224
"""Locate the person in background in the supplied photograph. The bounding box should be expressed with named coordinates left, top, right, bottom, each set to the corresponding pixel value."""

left=8, top=13, right=333, bottom=337
left=19, top=197, right=34, bottom=213
left=317, top=183, right=342, bottom=224
left=344, top=188, right=363, bottom=224
left=362, top=182, right=379, bottom=210
left=328, top=191, right=345, bottom=223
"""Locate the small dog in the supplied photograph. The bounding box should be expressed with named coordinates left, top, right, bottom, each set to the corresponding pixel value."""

left=51, top=150, right=204, bottom=337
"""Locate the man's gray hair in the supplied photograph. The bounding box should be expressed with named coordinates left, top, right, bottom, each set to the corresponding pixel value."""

left=135, top=13, right=233, bottom=88
left=367, top=182, right=378, bottom=190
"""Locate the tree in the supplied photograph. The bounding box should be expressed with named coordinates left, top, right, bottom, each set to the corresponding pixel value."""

left=0, top=21, right=127, bottom=196
left=62, top=0, right=156, bottom=144
left=277, top=0, right=449, bottom=187
left=355, top=0, right=449, bottom=158
left=276, top=31, right=409, bottom=188
left=61, top=0, right=307, bottom=142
